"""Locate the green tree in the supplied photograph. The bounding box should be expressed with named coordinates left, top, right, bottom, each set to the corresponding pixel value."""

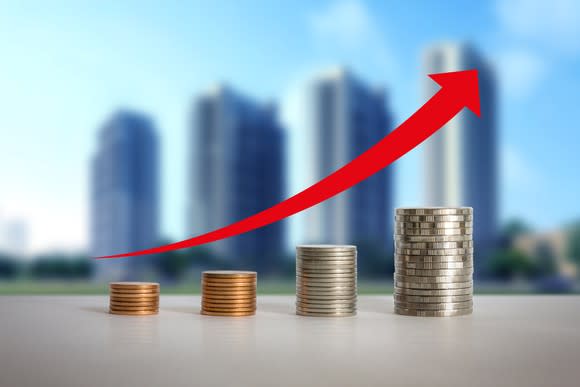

left=487, top=249, right=537, bottom=280
left=0, top=254, right=21, bottom=279
left=567, top=222, right=580, bottom=265
left=499, top=219, right=532, bottom=248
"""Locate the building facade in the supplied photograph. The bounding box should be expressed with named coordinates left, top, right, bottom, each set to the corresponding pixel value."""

left=188, top=85, right=285, bottom=272
left=304, top=69, right=393, bottom=261
left=90, top=111, right=160, bottom=280
left=422, top=43, right=498, bottom=273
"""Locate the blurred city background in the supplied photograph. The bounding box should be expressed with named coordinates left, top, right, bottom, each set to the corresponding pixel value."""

left=1, top=0, right=579, bottom=294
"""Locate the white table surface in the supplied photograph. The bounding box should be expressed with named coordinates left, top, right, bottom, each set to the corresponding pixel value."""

left=0, top=295, right=578, bottom=387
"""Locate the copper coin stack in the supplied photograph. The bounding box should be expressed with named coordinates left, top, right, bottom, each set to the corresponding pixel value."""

left=201, top=271, right=257, bottom=317
left=394, top=207, right=474, bottom=317
left=109, top=282, right=160, bottom=316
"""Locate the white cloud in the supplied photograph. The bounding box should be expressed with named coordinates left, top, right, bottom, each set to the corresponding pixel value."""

left=496, top=50, right=546, bottom=100
left=496, top=0, right=580, bottom=53
left=309, top=0, right=377, bottom=49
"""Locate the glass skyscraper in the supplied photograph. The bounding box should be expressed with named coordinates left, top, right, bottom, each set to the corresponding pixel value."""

left=304, top=68, right=393, bottom=268
left=90, top=111, right=160, bottom=280
left=188, top=85, right=285, bottom=273
left=422, top=43, right=498, bottom=274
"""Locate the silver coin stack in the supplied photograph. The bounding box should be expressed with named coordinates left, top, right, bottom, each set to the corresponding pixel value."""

left=296, top=245, right=357, bottom=317
left=394, top=207, right=474, bottom=317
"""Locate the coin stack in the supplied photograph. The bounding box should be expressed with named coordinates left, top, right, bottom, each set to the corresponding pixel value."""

left=201, top=271, right=257, bottom=317
left=296, top=245, right=357, bottom=317
left=394, top=207, right=474, bottom=317
left=109, top=282, right=160, bottom=316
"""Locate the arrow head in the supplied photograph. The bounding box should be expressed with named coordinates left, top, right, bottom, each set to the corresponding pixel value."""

left=429, top=69, right=481, bottom=117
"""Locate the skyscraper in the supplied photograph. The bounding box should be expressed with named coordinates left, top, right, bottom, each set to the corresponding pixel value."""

left=90, top=111, right=160, bottom=280
left=422, top=43, right=498, bottom=273
left=188, top=85, right=285, bottom=272
left=304, top=68, right=393, bottom=269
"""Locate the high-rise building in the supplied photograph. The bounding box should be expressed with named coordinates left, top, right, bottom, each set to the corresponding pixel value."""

left=304, top=68, right=393, bottom=268
left=188, top=85, right=285, bottom=272
left=90, top=111, right=160, bottom=280
left=422, top=43, right=498, bottom=273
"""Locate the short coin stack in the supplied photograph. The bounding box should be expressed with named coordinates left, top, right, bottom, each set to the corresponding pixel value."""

left=201, top=271, right=257, bottom=317
left=394, top=207, right=474, bottom=317
left=109, top=282, right=160, bottom=316
left=296, top=245, right=357, bottom=317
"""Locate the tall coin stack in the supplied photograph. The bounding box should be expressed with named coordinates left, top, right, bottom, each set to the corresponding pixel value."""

left=109, top=282, right=160, bottom=316
left=296, top=245, right=357, bottom=317
left=394, top=208, right=474, bottom=317
left=201, top=271, right=257, bottom=317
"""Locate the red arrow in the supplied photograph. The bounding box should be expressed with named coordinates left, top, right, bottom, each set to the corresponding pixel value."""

left=98, top=69, right=480, bottom=259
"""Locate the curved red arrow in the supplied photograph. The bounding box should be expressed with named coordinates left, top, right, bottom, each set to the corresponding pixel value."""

left=98, top=70, right=480, bottom=259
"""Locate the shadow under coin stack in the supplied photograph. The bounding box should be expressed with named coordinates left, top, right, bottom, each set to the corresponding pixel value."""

left=296, top=245, right=357, bottom=317
left=394, top=207, right=474, bottom=317
left=201, top=271, right=257, bottom=317
left=109, top=282, right=160, bottom=316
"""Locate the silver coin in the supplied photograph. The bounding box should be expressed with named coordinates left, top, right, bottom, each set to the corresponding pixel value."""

left=394, top=287, right=473, bottom=296
left=394, top=294, right=472, bottom=303
left=296, top=300, right=357, bottom=308
left=297, top=271, right=357, bottom=278
left=394, top=307, right=473, bottom=317
left=394, top=280, right=473, bottom=290
left=396, top=208, right=472, bottom=215
left=396, top=247, right=474, bottom=256
left=395, top=300, right=473, bottom=310
left=296, top=310, right=356, bottom=317
left=395, top=221, right=473, bottom=229
left=297, top=263, right=357, bottom=270
left=297, top=245, right=356, bottom=252
left=395, top=228, right=473, bottom=236
left=394, top=234, right=473, bottom=243
left=296, top=292, right=357, bottom=301
left=297, top=254, right=357, bottom=260
left=297, top=260, right=357, bottom=267
left=394, top=241, right=473, bottom=249
left=297, top=277, right=357, bottom=285
left=395, top=267, right=473, bottom=277
left=296, top=284, right=357, bottom=292
left=395, top=261, right=472, bottom=270
left=296, top=305, right=356, bottom=313
left=396, top=254, right=473, bottom=263
left=394, top=274, right=472, bottom=283
left=395, top=214, right=473, bottom=222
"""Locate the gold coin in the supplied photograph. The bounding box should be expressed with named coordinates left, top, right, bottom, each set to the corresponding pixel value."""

left=202, top=270, right=256, bottom=278
left=110, top=300, right=159, bottom=307
left=201, top=297, right=255, bottom=304
left=202, top=282, right=256, bottom=288
left=202, top=305, right=255, bottom=312
left=202, top=302, right=256, bottom=309
left=201, top=310, right=255, bottom=317
left=110, top=305, right=159, bottom=311
left=202, top=276, right=256, bottom=283
left=109, top=309, right=158, bottom=316
left=109, top=294, right=159, bottom=302
left=202, top=294, right=256, bottom=300
left=109, top=282, right=159, bottom=289
left=202, top=289, right=256, bottom=296
left=109, top=289, right=159, bottom=295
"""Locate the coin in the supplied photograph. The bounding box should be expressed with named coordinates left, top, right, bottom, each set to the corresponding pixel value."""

left=394, top=287, right=473, bottom=296
left=394, top=235, right=473, bottom=243
left=109, top=289, right=159, bottom=295
left=395, top=214, right=473, bottom=222
left=296, top=292, right=357, bottom=300
left=202, top=283, right=256, bottom=290
left=396, top=208, right=472, bottom=215
left=395, top=228, right=473, bottom=236
left=396, top=254, right=473, bottom=263
left=110, top=309, right=158, bottom=316
left=396, top=248, right=474, bottom=256
left=394, top=307, right=473, bottom=317
left=109, top=282, right=159, bottom=289
left=394, top=241, right=473, bottom=249
left=394, top=274, right=472, bottom=283
left=201, top=297, right=255, bottom=304
left=201, top=310, right=255, bottom=317
left=202, top=270, right=256, bottom=278
left=202, top=302, right=256, bottom=310
left=296, top=306, right=356, bottom=314
left=395, top=221, right=473, bottom=229
left=202, top=306, right=255, bottom=313
left=110, top=306, right=159, bottom=312
left=110, top=300, right=159, bottom=307
left=202, top=290, right=256, bottom=297
left=296, top=310, right=356, bottom=317
left=395, top=268, right=473, bottom=277
left=297, top=271, right=357, bottom=278
left=296, top=300, right=357, bottom=308
left=297, top=267, right=356, bottom=274
left=394, top=280, right=473, bottom=290
left=297, top=261, right=357, bottom=268
left=394, top=294, right=472, bottom=303
left=109, top=294, right=160, bottom=300
left=297, top=245, right=356, bottom=252
left=297, top=254, right=357, bottom=260
left=395, top=261, right=472, bottom=269
left=395, top=300, right=473, bottom=310
left=202, top=294, right=256, bottom=300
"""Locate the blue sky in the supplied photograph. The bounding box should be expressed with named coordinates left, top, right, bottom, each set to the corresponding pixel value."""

left=0, top=0, right=579, bottom=253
